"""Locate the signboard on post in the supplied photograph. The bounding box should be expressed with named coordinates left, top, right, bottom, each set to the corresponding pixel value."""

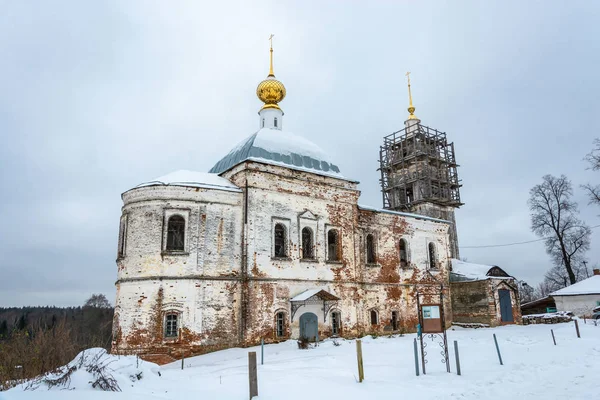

left=420, top=304, right=442, bottom=333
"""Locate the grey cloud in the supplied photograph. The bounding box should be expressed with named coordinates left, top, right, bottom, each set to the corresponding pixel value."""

left=1, top=1, right=599, bottom=306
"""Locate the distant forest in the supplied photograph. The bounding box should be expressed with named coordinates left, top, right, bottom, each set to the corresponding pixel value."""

left=0, top=294, right=114, bottom=390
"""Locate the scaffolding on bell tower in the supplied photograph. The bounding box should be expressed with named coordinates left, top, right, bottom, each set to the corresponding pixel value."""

left=379, top=122, right=462, bottom=211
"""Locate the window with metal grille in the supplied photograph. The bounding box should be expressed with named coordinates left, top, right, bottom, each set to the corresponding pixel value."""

left=428, top=242, right=437, bottom=269
left=399, top=239, right=408, bottom=267
left=391, top=311, right=398, bottom=331
left=327, top=229, right=340, bottom=261
left=366, top=234, right=376, bottom=264
left=276, top=312, right=285, bottom=337
left=164, top=313, right=178, bottom=338
left=274, top=223, right=287, bottom=257
left=370, top=310, right=378, bottom=325
left=301, top=227, right=314, bottom=259
left=166, top=215, right=185, bottom=251
left=331, top=311, right=341, bottom=336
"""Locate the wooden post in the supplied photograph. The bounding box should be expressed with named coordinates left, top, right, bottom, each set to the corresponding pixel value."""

left=493, top=334, right=503, bottom=365
left=356, top=340, right=364, bottom=382
left=454, top=340, right=461, bottom=376
left=413, top=338, right=420, bottom=376
left=248, top=352, right=258, bottom=399
left=551, top=329, right=556, bottom=345
left=261, top=339, right=264, bottom=365
left=181, top=353, right=184, bottom=370
left=574, top=319, right=581, bottom=338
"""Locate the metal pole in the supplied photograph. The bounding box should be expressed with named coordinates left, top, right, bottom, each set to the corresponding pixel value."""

left=261, top=339, right=264, bottom=365
left=181, top=354, right=184, bottom=370
left=454, top=340, right=461, bottom=376
left=574, top=319, right=581, bottom=338
left=413, top=338, right=420, bottom=376
left=493, top=334, right=503, bottom=365
left=551, top=329, right=556, bottom=345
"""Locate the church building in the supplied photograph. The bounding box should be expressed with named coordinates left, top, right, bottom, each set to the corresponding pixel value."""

left=112, top=42, right=456, bottom=363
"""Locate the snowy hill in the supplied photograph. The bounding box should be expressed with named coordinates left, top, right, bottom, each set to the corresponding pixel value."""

left=3, top=322, right=600, bottom=400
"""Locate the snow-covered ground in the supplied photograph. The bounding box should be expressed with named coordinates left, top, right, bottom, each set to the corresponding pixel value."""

left=3, top=321, right=599, bottom=400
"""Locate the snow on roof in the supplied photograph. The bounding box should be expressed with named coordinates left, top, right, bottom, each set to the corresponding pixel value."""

left=358, top=204, right=450, bottom=224
left=450, top=259, right=509, bottom=282
left=290, top=289, right=340, bottom=302
left=209, top=128, right=356, bottom=182
left=290, top=289, right=322, bottom=301
left=550, top=275, right=600, bottom=296
left=135, top=170, right=241, bottom=192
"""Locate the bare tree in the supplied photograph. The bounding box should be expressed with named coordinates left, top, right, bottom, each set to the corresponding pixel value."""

left=518, top=280, right=535, bottom=303
left=84, top=294, right=111, bottom=309
left=528, top=175, right=590, bottom=285
left=583, top=138, right=600, bottom=205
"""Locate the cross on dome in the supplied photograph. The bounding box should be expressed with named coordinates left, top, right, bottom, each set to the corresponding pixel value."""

left=256, top=34, right=286, bottom=115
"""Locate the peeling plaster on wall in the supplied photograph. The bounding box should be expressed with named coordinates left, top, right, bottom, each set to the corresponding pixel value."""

left=450, top=278, right=522, bottom=326
left=113, top=162, right=453, bottom=363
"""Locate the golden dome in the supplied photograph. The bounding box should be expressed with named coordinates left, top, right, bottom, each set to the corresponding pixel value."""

left=257, top=36, right=286, bottom=111
left=257, top=77, right=286, bottom=110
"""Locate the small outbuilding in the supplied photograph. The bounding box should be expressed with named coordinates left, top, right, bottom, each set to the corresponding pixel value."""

left=450, top=259, right=521, bottom=326
left=550, top=269, right=600, bottom=317
left=520, top=296, right=557, bottom=315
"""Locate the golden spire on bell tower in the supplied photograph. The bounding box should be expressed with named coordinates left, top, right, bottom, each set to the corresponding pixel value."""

left=406, top=71, right=418, bottom=120
left=256, top=34, right=286, bottom=112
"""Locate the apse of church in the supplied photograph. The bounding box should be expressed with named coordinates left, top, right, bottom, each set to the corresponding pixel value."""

left=112, top=39, right=454, bottom=363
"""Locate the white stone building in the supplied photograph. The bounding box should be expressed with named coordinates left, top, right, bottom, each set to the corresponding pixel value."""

left=550, top=270, right=600, bottom=316
left=112, top=44, right=454, bottom=363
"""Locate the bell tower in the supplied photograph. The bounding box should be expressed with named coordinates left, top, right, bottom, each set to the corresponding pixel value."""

left=379, top=73, right=463, bottom=258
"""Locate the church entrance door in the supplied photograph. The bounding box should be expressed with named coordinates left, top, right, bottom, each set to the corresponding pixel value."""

left=299, top=312, right=318, bottom=342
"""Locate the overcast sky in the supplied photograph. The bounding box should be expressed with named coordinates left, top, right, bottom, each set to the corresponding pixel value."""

left=1, top=1, right=599, bottom=307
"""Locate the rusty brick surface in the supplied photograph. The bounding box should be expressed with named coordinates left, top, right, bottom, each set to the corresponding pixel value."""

left=112, top=162, right=456, bottom=363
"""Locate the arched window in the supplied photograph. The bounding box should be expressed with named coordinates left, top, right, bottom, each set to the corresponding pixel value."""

left=370, top=310, right=378, bottom=325
left=366, top=234, right=376, bottom=264
left=327, top=229, right=340, bottom=262
left=428, top=242, right=437, bottom=269
left=275, top=311, right=286, bottom=337
left=274, top=117, right=278, bottom=128
left=399, top=239, right=408, bottom=268
left=331, top=311, right=341, bottom=336
left=164, top=313, right=179, bottom=338
left=301, top=227, right=314, bottom=259
left=166, top=215, right=185, bottom=251
left=274, top=223, right=287, bottom=257
left=262, top=118, right=265, bottom=128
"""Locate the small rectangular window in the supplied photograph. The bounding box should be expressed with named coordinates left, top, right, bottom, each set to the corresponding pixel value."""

left=366, top=234, right=376, bottom=264
left=391, top=311, right=398, bottom=331
left=164, top=314, right=178, bottom=338
left=331, top=312, right=340, bottom=336
left=276, top=312, right=285, bottom=337
left=117, top=215, right=127, bottom=258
